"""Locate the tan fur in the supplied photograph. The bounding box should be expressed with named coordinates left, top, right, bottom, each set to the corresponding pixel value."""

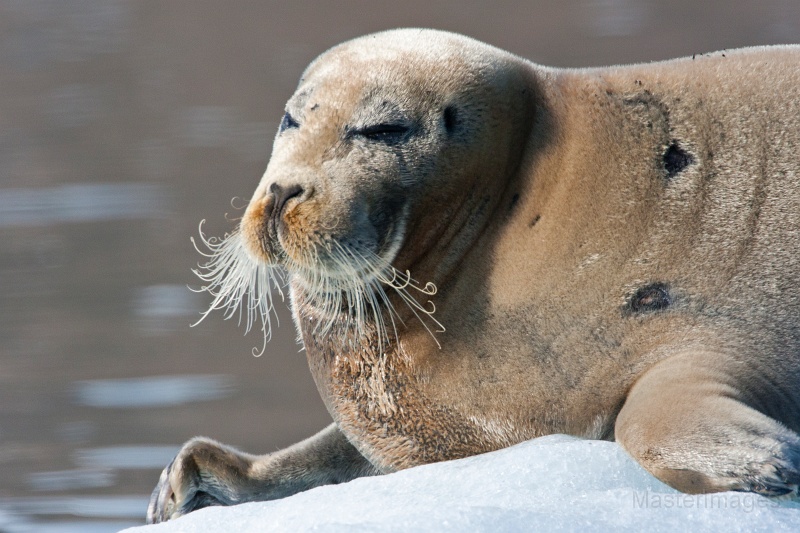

left=148, top=30, right=800, bottom=523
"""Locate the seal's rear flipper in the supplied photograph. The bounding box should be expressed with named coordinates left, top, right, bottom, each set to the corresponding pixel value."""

left=615, top=351, right=800, bottom=495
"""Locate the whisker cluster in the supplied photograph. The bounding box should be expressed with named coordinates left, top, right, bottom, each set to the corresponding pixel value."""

left=190, top=220, right=284, bottom=356
left=291, top=241, right=444, bottom=350
left=191, top=221, right=444, bottom=355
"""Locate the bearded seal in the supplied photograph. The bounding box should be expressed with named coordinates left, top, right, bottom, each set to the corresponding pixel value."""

left=147, top=29, right=800, bottom=523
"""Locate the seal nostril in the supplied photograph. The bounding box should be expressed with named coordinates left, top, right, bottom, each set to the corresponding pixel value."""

left=270, top=183, right=304, bottom=217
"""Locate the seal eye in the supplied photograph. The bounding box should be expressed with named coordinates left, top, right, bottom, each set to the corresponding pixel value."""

left=443, top=106, right=458, bottom=134
left=352, top=123, right=410, bottom=143
left=279, top=112, right=300, bottom=133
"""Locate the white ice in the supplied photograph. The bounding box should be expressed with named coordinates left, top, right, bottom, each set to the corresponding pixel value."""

left=124, top=435, right=800, bottom=532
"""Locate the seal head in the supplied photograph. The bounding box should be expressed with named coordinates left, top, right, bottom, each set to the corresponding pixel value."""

left=235, top=30, right=535, bottom=343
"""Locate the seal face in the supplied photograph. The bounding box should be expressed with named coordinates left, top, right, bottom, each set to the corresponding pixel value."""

left=148, top=30, right=800, bottom=523
left=240, top=52, right=448, bottom=345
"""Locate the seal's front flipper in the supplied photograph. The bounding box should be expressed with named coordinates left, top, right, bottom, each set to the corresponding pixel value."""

left=146, top=423, right=379, bottom=523
left=615, top=351, right=800, bottom=495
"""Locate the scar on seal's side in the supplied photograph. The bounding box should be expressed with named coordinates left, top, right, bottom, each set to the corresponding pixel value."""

left=147, top=29, right=800, bottom=523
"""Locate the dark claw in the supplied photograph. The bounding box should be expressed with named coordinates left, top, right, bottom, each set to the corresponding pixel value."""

left=744, top=482, right=793, bottom=497
left=146, top=459, right=175, bottom=524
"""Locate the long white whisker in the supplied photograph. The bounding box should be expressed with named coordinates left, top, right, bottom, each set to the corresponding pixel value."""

left=192, top=215, right=444, bottom=356
left=191, top=220, right=284, bottom=357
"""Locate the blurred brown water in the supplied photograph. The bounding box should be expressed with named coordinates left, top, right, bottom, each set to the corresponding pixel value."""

left=0, top=1, right=797, bottom=530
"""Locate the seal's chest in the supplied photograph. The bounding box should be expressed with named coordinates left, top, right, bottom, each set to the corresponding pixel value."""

left=325, top=350, right=500, bottom=469
left=329, top=351, right=409, bottom=427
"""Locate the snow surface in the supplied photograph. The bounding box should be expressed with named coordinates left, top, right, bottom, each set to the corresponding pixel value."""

left=124, top=435, right=800, bottom=532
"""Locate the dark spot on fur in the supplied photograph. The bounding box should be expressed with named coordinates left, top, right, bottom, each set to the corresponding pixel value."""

left=663, top=142, right=693, bottom=177
left=529, top=214, right=541, bottom=227
left=310, top=103, right=319, bottom=111
left=509, top=193, right=520, bottom=212
left=628, top=283, right=671, bottom=314
left=443, top=106, right=458, bottom=134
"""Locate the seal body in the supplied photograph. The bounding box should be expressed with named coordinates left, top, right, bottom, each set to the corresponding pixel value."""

left=148, top=30, right=800, bottom=522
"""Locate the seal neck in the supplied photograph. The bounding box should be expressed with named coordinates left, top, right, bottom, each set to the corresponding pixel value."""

left=397, top=64, right=544, bottom=291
